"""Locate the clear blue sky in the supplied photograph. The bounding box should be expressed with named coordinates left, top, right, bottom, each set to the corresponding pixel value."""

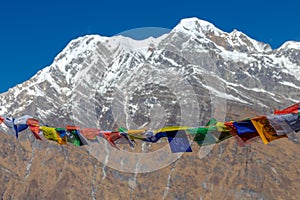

left=1, top=0, right=299, bottom=93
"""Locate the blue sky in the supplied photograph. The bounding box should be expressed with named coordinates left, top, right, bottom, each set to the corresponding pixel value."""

left=0, top=0, right=299, bottom=93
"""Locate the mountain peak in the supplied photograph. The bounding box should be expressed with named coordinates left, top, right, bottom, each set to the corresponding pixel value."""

left=173, top=17, right=271, bottom=53
left=173, top=17, right=223, bottom=36
left=178, top=17, right=216, bottom=29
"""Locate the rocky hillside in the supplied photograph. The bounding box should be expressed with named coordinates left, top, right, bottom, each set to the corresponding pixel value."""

left=1, top=130, right=300, bottom=199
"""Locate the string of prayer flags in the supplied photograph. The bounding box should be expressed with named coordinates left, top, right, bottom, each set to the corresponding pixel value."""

left=1, top=102, right=300, bottom=152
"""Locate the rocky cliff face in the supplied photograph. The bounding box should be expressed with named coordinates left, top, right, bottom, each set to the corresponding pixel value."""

left=1, top=131, right=300, bottom=199
left=1, top=17, right=300, bottom=199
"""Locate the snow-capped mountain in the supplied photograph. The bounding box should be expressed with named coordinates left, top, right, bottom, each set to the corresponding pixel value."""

left=1, top=17, right=300, bottom=129
left=0, top=18, right=297, bottom=130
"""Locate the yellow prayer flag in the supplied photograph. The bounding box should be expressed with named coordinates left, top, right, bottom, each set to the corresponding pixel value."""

left=40, top=126, right=67, bottom=145
left=251, top=116, right=287, bottom=144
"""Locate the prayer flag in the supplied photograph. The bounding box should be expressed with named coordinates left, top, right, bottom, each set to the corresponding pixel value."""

left=274, top=103, right=299, bottom=115
left=167, top=130, right=192, bottom=153
left=80, top=128, right=100, bottom=140
left=267, top=114, right=297, bottom=135
left=40, top=126, right=67, bottom=145
left=26, top=118, right=42, bottom=140
left=251, top=116, right=288, bottom=144
left=229, top=120, right=260, bottom=145
left=66, top=125, right=87, bottom=146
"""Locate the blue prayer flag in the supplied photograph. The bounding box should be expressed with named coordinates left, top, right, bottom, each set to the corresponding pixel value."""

left=233, top=120, right=257, bottom=134
left=167, top=130, right=192, bottom=153
left=232, top=120, right=259, bottom=143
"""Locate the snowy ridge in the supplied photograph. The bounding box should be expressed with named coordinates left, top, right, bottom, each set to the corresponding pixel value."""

left=278, top=41, right=300, bottom=50
left=174, top=17, right=272, bottom=53
left=228, top=29, right=272, bottom=53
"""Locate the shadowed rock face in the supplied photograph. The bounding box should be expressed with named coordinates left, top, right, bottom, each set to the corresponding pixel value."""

left=1, top=17, right=300, bottom=199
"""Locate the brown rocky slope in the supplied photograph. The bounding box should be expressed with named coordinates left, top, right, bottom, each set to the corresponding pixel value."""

left=0, top=126, right=300, bottom=199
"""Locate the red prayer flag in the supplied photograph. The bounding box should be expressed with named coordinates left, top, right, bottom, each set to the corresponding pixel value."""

left=274, top=103, right=299, bottom=115
left=26, top=118, right=42, bottom=140
left=101, top=131, right=123, bottom=150
left=80, top=128, right=100, bottom=140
